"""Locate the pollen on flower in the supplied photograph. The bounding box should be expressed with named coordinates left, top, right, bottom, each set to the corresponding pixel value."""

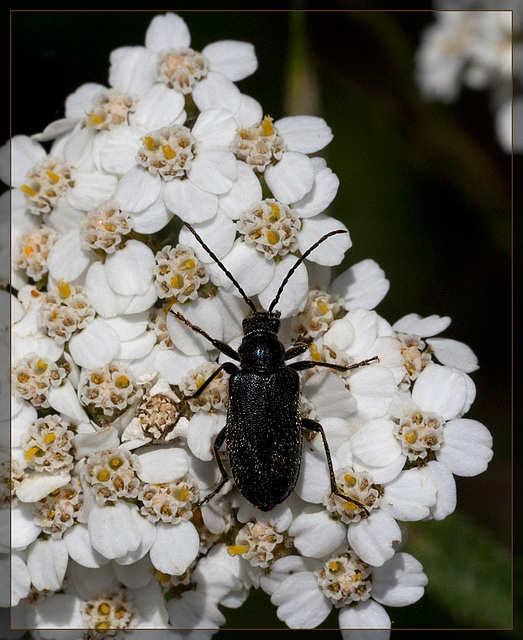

left=232, top=115, right=286, bottom=172
left=148, top=307, right=174, bottom=347
left=79, top=201, right=134, bottom=253
left=134, top=383, right=181, bottom=441
left=33, top=482, right=83, bottom=537
left=394, top=410, right=444, bottom=462
left=180, top=362, right=228, bottom=412
left=84, top=448, right=141, bottom=505
left=21, top=414, right=75, bottom=473
left=12, top=355, right=67, bottom=408
left=292, top=287, right=343, bottom=339
left=14, top=225, right=59, bottom=281
left=315, top=551, right=372, bottom=607
left=237, top=199, right=301, bottom=259
left=137, top=125, right=196, bottom=180
left=230, top=521, right=285, bottom=568
left=41, top=282, right=95, bottom=344
left=397, top=333, right=432, bottom=389
left=81, top=590, right=137, bottom=632
left=20, top=156, right=75, bottom=215
left=138, top=476, right=199, bottom=524
left=154, top=244, right=209, bottom=301
left=155, top=47, right=209, bottom=93
left=79, top=364, right=143, bottom=419
left=324, top=469, right=380, bottom=524
left=85, top=89, right=135, bottom=129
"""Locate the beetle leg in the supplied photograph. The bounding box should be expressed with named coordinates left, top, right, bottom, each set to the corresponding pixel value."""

left=170, top=309, right=240, bottom=361
left=289, top=356, right=379, bottom=372
left=187, top=362, right=238, bottom=399
left=197, top=427, right=230, bottom=507
left=301, top=417, right=370, bottom=517
left=284, top=342, right=309, bottom=360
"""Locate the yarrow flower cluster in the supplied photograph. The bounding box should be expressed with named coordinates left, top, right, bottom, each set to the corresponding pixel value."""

left=415, top=0, right=523, bottom=152
left=3, top=12, right=493, bottom=637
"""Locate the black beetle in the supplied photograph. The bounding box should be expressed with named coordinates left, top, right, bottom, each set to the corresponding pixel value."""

left=171, top=223, right=377, bottom=513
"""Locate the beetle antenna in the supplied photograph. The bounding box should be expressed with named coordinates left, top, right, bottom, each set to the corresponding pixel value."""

left=268, top=229, right=348, bottom=312
left=182, top=222, right=257, bottom=313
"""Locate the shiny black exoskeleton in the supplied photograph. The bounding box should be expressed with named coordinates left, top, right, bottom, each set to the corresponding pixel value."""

left=171, top=224, right=377, bottom=512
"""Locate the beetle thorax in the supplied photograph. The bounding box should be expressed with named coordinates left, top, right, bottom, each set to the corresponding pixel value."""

left=238, top=330, right=285, bottom=370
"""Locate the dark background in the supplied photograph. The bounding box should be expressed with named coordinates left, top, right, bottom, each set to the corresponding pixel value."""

left=9, top=5, right=515, bottom=636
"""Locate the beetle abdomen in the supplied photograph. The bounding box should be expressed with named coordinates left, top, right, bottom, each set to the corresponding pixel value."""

left=226, top=368, right=302, bottom=510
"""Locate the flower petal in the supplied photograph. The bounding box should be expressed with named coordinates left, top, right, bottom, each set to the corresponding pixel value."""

left=218, top=160, right=262, bottom=219
left=275, top=115, right=333, bottom=153
left=163, top=177, right=218, bottom=223
left=426, top=337, right=479, bottom=373
left=339, top=599, right=391, bottom=636
left=149, top=520, right=200, bottom=575
left=68, top=318, right=120, bottom=369
left=383, top=468, right=437, bottom=521
left=63, top=523, right=110, bottom=568
left=203, top=40, right=257, bottom=81
left=135, top=446, right=189, bottom=483
left=26, top=537, right=69, bottom=591
left=332, top=259, right=390, bottom=311
left=88, top=502, right=143, bottom=559
left=271, top=572, right=331, bottom=629
left=264, top=151, right=315, bottom=204
left=132, top=83, right=185, bottom=130
left=115, top=165, right=162, bottom=213
left=104, top=239, right=155, bottom=296
left=297, top=214, right=351, bottom=266
left=189, top=148, right=237, bottom=195
left=66, top=172, right=117, bottom=211
left=145, top=12, right=191, bottom=50
left=109, top=46, right=157, bottom=94
left=418, top=460, right=457, bottom=520
left=393, top=313, right=452, bottom=338
left=292, top=160, right=339, bottom=218
left=290, top=508, right=346, bottom=558
left=192, top=71, right=241, bottom=112
left=348, top=509, right=402, bottom=566
left=412, top=364, right=472, bottom=420
left=46, top=230, right=91, bottom=282
left=371, top=552, right=428, bottom=607
left=437, top=418, right=493, bottom=476
left=350, top=418, right=404, bottom=468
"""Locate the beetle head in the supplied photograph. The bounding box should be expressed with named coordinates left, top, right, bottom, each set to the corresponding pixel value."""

left=242, top=310, right=281, bottom=334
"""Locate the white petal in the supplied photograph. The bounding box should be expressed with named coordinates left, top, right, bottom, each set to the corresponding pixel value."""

left=295, top=447, right=331, bottom=504
left=167, top=297, right=224, bottom=356
left=271, top=572, right=331, bottom=629
left=216, top=242, right=273, bottom=298
left=26, top=537, right=68, bottom=591
left=115, top=165, right=162, bottom=213
left=145, top=13, right=191, bottom=51
left=72, top=427, right=120, bottom=459
left=104, top=239, right=155, bottom=296
left=372, top=552, right=427, bottom=606
left=109, top=46, right=157, bottom=94
left=234, top=94, right=264, bottom=127
left=290, top=508, right=346, bottom=558
left=187, top=412, right=226, bottom=461
left=10, top=502, right=41, bottom=549
left=151, top=346, right=207, bottom=385
left=303, top=370, right=357, bottom=419
left=65, top=82, right=106, bottom=118
left=298, top=214, right=352, bottom=266
left=179, top=215, right=237, bottom=261
left=203, top=40, right=257, bottom=81
left=66, top=172, right=117, bottom=211
left=338, top=599, right=391, bottom=636
left=192, top=108, right=239, bottom=146
left=426, top=337, right=479, bottom=373
left=16, top=471, right=71, bottom=503
left=264, top=151, right=315, bottom=204
left=350, top=418, right=404, bottom=468
left=292, top=163, right=339, bottom=218
left=393, top=313, right=452, bottom=337
left=104, top=312, right=149, bottom=340
left=275, top=115, right=333, bottom=153
left=97, top=126, right=142, bottom=175
left=218, top=160, right=263, bottom=219
left=8, top=135, right=46, bottom=187
left=348, top=509, right=402, bottom=566
left=88, top=502, right=142, bottom=559
left=85, top=261, right=131, bottom=318
left=113, top=507, right=157, bottom=565
left=189, top=148, right=236, bottom=194
left=437, top=418, right=493, bottom=476
left=135, top=446, right=189, bottom=483
left=412, top=364, right=470, bottom=420
left=122, top=280, right=158, bottom=314
left=47, top=230, right=91, bottom=282
left=48, top=380, right=89, bottom=423
left=29, top=593, right=84, bottom=631
left=349, top=366, right=398, bottom=419
left=332, top=259, right=390, bottom=310
left=132, top=83, right=185, bottom=130
left=382, top=468, right=437, bottom=521
left=118, top=330, right=157, bottom=361
left=257, top=254, right=308, bottom=318
left=166, top=590, right=225, bottom=629
left=11, top=554, right=31, bottom=606
left=63, top=524, right=110, bottom=568
left=192, top=71, right=241, bottom=112
left=149, top=520, right=199, bottom=575
left=163, top=177, right=218, bottom=223
left=418, top=460, right=457, bottom=520
left=132, top=194, right=173, bottom=234
left=68, top=318, right=120, bottom=369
